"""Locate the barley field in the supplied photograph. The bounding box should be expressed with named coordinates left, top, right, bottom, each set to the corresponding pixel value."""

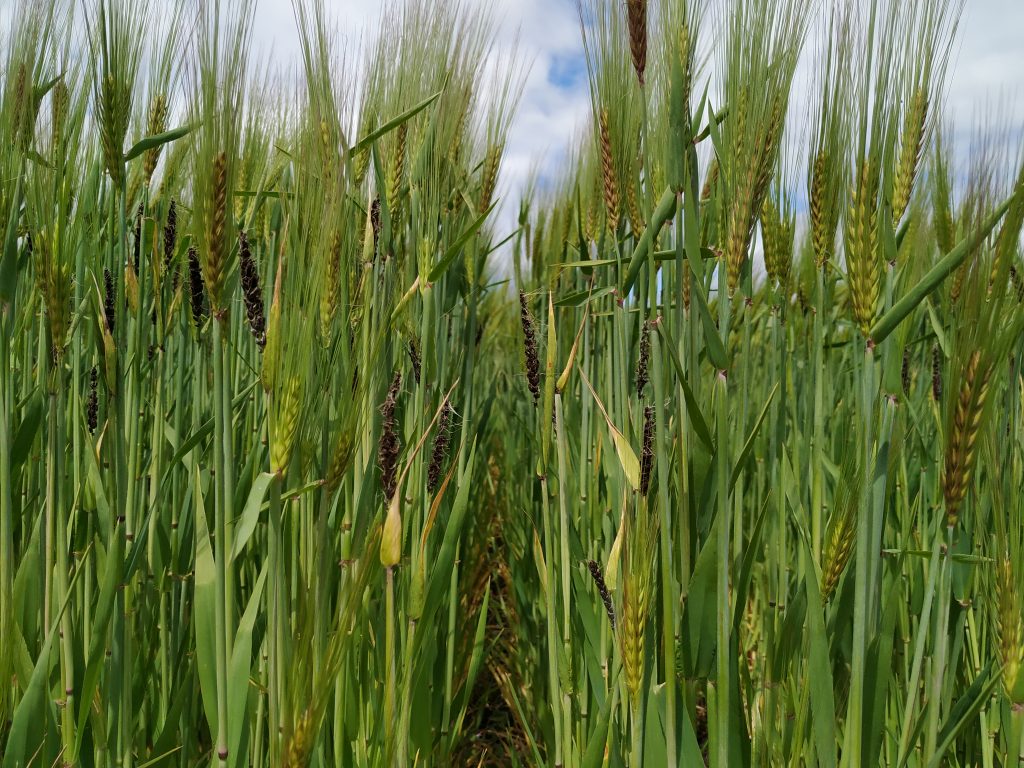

left=2, top=0, right=1024, bottom=766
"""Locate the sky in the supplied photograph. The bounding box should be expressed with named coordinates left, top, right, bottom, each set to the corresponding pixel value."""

left=250, top=0, right=592, bottom=218
left=3, top=0, right=1020, bottom=235
left=247, top=0, right=1024, bottom=232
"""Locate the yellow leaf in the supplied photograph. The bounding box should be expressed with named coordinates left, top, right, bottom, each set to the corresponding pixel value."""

left=580, top=370, right=640, bottom=491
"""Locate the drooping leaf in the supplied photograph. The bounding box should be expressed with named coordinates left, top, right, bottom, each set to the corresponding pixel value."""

left=124, top=124, right=195, bottom=162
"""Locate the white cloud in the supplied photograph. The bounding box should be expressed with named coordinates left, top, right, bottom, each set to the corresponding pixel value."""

left=249, top=0, right=589, bottom=241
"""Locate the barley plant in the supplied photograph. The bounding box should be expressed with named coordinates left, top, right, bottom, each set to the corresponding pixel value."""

left=2, top=0, right=1024, bottom=766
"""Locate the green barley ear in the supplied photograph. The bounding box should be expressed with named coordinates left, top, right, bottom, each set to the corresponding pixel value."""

left=271, top=375, right=302, bottom=477
left=984, top=434, right=1024, bottom=704
left=49, top=78, right=69, bottom=161
left=842, top=1, right=903, bottom=335
left=597, top=109, right=619, bottom=232
left=583, top=160, right=600, bottom=243
left=87, top=0, right=150, bottom=188
left=892, top=87, right=928, bottom=224
left=941, top=229, right=1024, bottom=527
left=659, top=0, right=699, bottom=178
left=10, top=63, right=29, bottom=152
left=718, top=0, right=807, bottom=297
left=25, top=73, right=93, bottom=365
left=762, top=185, right=795, bottom=290
left=319, top=229, right=342, bottom=344
left=30, top=229, right=72, bottom=363
left=989, top=154, right=1024, bottom=294
left=625, top=0, right=647, bottom=87
left=283, top=707, right=315, bottom=768
left=478, top=142, right=502, bottom=214
left=141, top=94, right=168, bottom=183
left=821, top=447, right=861, bottom=602
left=190, top=0, right=254, bottom=317
left=580, top=0, right=641, bottom=238
left=619, top=504, right=658, bottom=709
left=846, top=158, right=882, bottom=336
left=140, top=0, right=187, bottom=187
left=996, top=551, right=1024, bottom=701
left=892, top=1, right=962, bottom=225
left=2, top=4, right=49, bottom=155
left=386, top=122, right=407, bottom=227
left=203, top=151, right=228, bottom=313
left=942, top=348, right=992, bottom=527
left=931, top=131, right=956, bottom=255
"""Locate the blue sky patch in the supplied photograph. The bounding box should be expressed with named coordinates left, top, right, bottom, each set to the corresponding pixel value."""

left=548, top=53, right=586, bottom=91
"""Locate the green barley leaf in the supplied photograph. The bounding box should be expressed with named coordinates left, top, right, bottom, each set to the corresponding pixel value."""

left=428, top=203, right=495, bottom=282
left=11, top=388, right=43, bottom=477
left=870, top=195, right=1013, bottom=344
left=656, top=320, right=714, bottom=450
left=803, top=544, right=837, bottom=768
left=350, top=89, right=443, bottom=155
left=4, top=556, right=82, bottom=768
left=231, top=472, right=276, bottom=561
left=730, top=382, right=778, bottom=489
left=228, top=563, right=268, bottom=768
left=621, top=186, right=678, bottom=294
left=193, top=466, right=219, bottom=739
left=124, top=124, right=195, bottom=162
